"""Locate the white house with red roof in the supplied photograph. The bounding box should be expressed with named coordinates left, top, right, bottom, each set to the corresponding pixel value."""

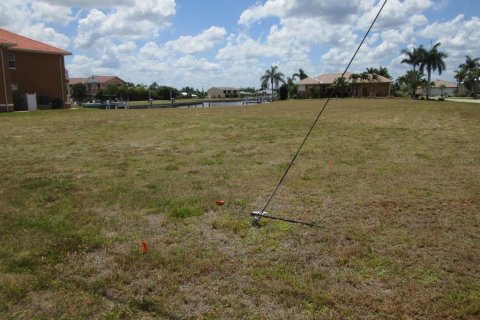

left=416, top=79, right=458, bottom=97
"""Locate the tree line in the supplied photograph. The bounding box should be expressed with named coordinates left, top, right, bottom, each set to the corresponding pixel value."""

left=70, top=82, right=209, bottom=102
left=397, top=43, right=479, bottom=99
left=260, top=42, right=479, bottom=100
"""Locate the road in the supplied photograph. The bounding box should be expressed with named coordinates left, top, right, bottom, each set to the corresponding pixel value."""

left=446, top=98, right=480, bottom=104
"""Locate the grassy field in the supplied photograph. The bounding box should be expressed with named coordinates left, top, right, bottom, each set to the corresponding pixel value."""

left=0, top=99, right=479, bottom=319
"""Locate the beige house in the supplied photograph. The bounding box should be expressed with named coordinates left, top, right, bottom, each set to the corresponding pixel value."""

left=297, top=72, right=392, bottom=98
left=207, top=87, right=240, bottom=99
left=416, top=79, right=458, bottom=97
left=69, top=75, right=126, bottom=100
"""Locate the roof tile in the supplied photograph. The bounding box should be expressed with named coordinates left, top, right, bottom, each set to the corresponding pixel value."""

left=0, top=28, right=71, bottom=55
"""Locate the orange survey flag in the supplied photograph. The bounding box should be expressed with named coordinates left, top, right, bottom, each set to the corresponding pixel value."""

left=141, top=240, right=147, bottom=254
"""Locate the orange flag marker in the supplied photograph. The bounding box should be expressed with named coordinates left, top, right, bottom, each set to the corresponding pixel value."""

left=141, top=240, right=148, bottom=254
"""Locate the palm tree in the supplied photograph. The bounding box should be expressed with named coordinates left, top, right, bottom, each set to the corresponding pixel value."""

left=292, top=69, right=308, bottom=81
left=285, top=77, right=297, bottom=99
left=401, top=45, right=427, bottom=97
left=366, top=66, right=392, bottom=79
left=438, top=84, right=447, bottom=97
left=459, top=55, right=480, bottom=73
left=377, top=66, right=392, bottom=79
left=454, top=68, right=467, bottom=84
left=458, top=55, right=480, bottom=98
left=404, top=70, right=424, bottom=97
left=401, top=45, right=426, bottom=72
left=419, top=43, right=447, bottom=99
left=260, top=66, right=285, bottom=100
left=371, top=73, right=380, bottom=97
left=359, top=72, right=370, bottom=97
left=349, top=73, right=360, bottom=97
left=333, top=76, right=348, bottom=97
left=454, top=68, right=467, bottom=96
left=360, top=72, right=370, bottom=82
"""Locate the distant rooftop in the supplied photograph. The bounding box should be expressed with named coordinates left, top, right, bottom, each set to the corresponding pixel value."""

left=208, top=87, right=240, bottom=90
left=69, top=75, right=126, bottom=85
left=432, top=79, right=457, bottom=88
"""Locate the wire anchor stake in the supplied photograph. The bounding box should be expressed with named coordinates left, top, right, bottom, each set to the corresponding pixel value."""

left=251, top=211, right=315, bottom=227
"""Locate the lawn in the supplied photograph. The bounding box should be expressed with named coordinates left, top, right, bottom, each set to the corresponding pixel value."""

left=0, top=99, right=479, bottom=319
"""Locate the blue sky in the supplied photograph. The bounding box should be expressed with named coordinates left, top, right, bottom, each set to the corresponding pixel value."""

left=1, top=0, right=479, bottom=89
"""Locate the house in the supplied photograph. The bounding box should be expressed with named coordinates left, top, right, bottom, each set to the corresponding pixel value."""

left=0, top=28, right=71, bottom=112
left=207, top=87, right=240, bottom=99
left=296, top=72, right=392, bottom=98
left=416, top=79, right=458, bottom=97
left=69, top=75, right=126, bottom=101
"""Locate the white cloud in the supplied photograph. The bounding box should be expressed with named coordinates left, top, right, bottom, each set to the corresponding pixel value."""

left=74, top=9, right=106, bottom=49
left=139, top=42, right=170, bottom=60
left=239, top=0, right=372, bottom=25
left=31, top=1, right=74, bottom=25
left=174, top=55, right=219, bottom=71
left=74, top=0, right=176, bottom=49
left=67, top=55, right=99, bottom=77
left=419, top=14, right=480, bottom=79
left=166, top=26, right=227, bottom=54
left=381, top=27, right=415, bottom=45
left=22, top=26, right=71, bottom=49
left=1, top=0, right=477, bottom=89
left=42, top=0, right=132, bottom=8
left=357, top=0, right=433, bottom=29
left=0, top=0, right=71, bottom=49
left=216, top=35, right=277, bottom=62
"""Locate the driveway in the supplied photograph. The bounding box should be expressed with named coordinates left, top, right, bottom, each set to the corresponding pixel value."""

left=446, top=98, right=480, bottom=104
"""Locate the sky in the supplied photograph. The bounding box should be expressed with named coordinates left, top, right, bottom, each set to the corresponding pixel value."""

left=0, top=0, right=479, bottom=90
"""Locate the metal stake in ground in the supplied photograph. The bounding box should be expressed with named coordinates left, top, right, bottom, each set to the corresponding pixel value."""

left=251, top=211, right=316, bottom=227
left=251, top=0, right=389, bottom=227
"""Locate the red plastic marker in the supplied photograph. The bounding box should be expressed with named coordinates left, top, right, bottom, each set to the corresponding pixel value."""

left=141, top=240, right=147, bottom=254
left=216, top=200, right=225, bottom=206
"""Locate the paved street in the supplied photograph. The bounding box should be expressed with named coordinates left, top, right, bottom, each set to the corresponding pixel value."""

left=446, top=98, right=480, bottom=104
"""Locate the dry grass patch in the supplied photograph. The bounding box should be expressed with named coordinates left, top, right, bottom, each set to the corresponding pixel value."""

left=0, top=99, right=479, bottom=319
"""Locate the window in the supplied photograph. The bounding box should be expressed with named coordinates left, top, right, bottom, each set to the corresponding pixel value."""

left=8, top=52, right=16, bottom=68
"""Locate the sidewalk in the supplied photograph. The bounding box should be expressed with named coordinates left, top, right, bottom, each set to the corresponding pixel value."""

left=446, top=98, right=480, bottom=104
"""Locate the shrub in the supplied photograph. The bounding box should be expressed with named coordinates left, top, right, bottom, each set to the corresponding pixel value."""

left=50, top=98, right=64, bottom=109
left=37, top=95, right=50, bottom=105
left=13, top=92, right=25, bottom=110
left=279, top=84, right=288, bottom=100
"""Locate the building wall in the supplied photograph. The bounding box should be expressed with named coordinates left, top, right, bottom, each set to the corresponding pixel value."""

left=355, top=83, right=390, bottom=97
left=0, top=46, right=14, bottom=111
left=207, top=87, right=240, bottom=99
left=297, top=82, right=391, bottom=98
left=208, top=88, right=224, bottom=99
left=429, top=87, right=457, bottom=97
left=9, top=50, right=69, bottom=109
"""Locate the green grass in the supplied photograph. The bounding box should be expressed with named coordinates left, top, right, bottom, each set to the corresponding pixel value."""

left=0, top=99, right=479, bottom=319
